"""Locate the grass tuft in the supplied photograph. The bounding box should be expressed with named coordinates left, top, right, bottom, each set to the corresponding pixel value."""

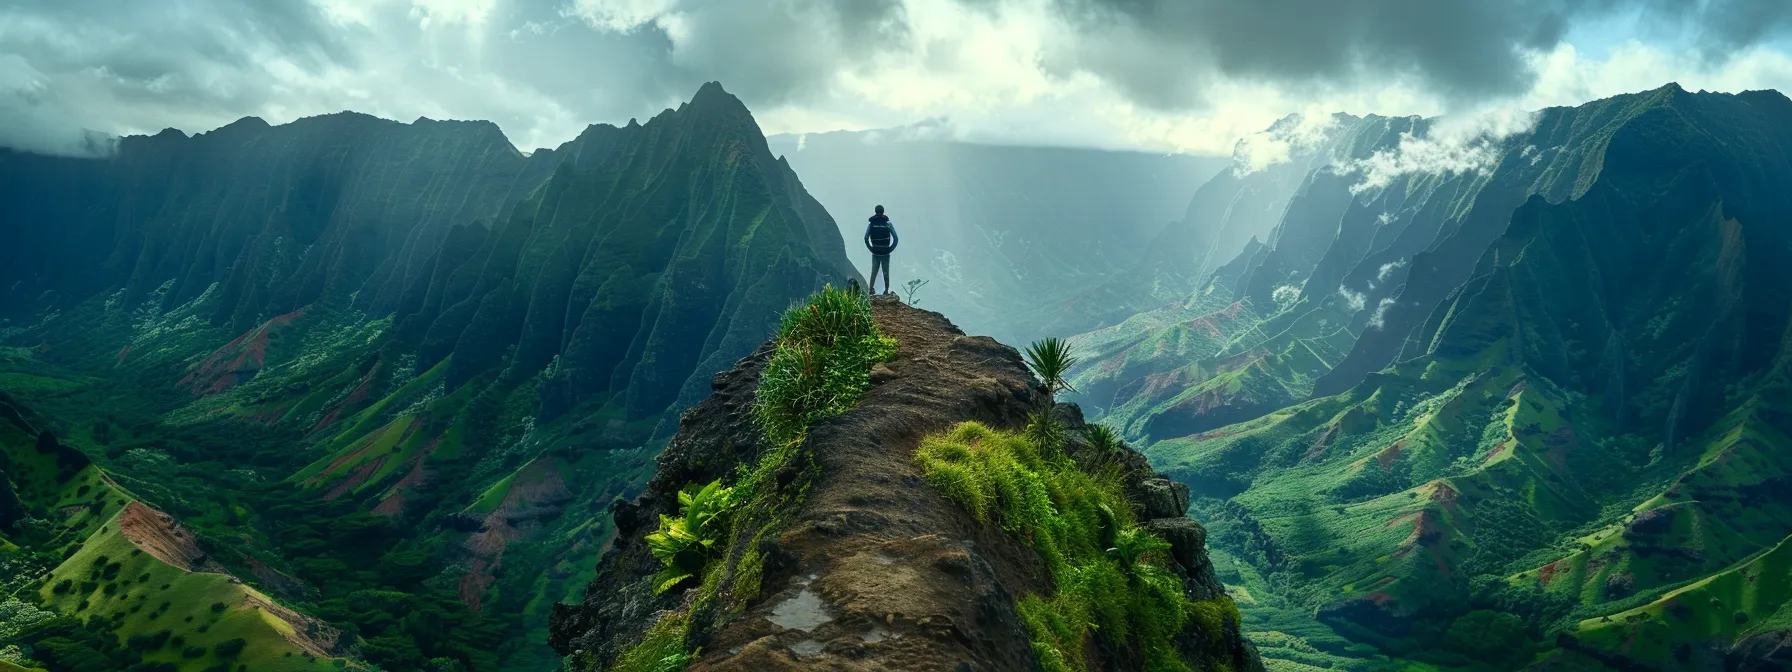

left=754, top=286, right=898, bottom=446
left=604, top=610, right=694, bottom=672
left=916, top=421, right=1228, bottom=670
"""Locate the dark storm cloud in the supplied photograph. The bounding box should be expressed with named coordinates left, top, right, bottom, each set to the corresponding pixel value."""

left=566, top=0, right=910, bottom=106
left=1686, top=0, right=1792, bottom=57
left=1042, top=0, right=1792, bottom=109
left=485, top=5, right=692, bottom=118
left=0, top=0, right=349, bottom=154
left=1, top=0, right=1786, bottom=157
left=0, top=0, right=914, bottom=156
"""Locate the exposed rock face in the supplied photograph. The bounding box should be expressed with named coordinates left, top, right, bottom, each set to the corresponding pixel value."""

left=0, top=468, right=23, bottom=533
left=550, top=296, right=1261, bottom=672
left=116, top=501, right=225, bottom=573
left=1731, top=630, right=1792, bottom=671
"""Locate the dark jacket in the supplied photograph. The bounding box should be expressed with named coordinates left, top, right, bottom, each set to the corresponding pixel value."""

left=865, top=214, right=898, bottom=255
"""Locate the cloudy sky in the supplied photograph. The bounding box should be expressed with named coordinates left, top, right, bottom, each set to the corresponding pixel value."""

left=2, top=0, right=1790, bottom=157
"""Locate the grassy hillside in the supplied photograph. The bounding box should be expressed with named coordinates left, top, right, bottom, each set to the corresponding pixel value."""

left=1, top=82, right=862, bottom=672
left=1119, top=86, right=1792, bottom=670
left=2, top=386, right=359, bottom=672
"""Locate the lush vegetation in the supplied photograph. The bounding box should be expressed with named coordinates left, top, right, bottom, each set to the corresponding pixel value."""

left=916, top=421, right=1240, bottom=671
left=753, top=285, right=899, bottom=446
left=645, top=481, right=736, bottom=594
left=2, top=82, right=863, bottom=672
left=1063, top=85, right=1792, bottom=670
left=1024, top=337, right=1078, bottom=407
left=590, top=286, right=896, bottom=672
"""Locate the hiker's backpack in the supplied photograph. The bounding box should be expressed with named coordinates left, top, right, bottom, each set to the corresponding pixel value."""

left=867, top=217, right=896, bottom=254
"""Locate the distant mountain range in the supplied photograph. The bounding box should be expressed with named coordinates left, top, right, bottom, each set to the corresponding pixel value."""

left=767, top=130, right=1227, bottom=343
left=7, top=76, right=1792, bottom=672
left=0, top=82, right=857, bottom=671
left=1070, top=84, right=1792, bottom=671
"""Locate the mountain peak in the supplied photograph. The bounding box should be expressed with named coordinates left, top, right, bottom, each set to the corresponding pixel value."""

left=217, top=116, right=269, bottom=131
left=686, top=80, right=753, bottom=118
left=693, top=80, right=731, bottom=101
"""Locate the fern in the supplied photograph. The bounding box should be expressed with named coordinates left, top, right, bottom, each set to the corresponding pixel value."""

left=1107, top=527, right=1173, bottom=579
left=645, top=480, right=736, bottom=594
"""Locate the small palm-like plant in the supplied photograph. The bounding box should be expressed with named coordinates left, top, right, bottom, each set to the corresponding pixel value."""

left=1084, top=423, right=1122, bottom=454
left=1025, top=408, right=1066, bottom=454
left=646, top=479, right=737, bottom=594
left=1106, top=527, right=1172, bottom=582
left=1024, top=337, right=1077, bottom=406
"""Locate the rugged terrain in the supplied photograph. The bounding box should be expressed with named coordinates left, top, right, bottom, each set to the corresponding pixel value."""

left=551, top=295, right=1261, bottom=671
left=1067, top=85, right=1792, bottom=670
left=0, top=82, right=860, bottom=671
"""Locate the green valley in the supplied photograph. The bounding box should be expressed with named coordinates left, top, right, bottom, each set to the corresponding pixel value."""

left=0, top=82, right=859, bottom=671
left=1069, top=85, right=1792, bottom=671
left=6, top=6, right=1792, bottom=667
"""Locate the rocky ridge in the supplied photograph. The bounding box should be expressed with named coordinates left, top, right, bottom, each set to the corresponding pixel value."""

left=550, top=296, right=1260, bottom=671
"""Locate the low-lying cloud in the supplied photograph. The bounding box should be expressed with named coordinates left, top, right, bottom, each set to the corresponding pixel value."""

left=1368, top=297, right=1397, bottom=329
left=1232, top=111, right=1341, bottom=175
left=1377, top=259, right=1407, bottom=282
left=1339, top=106, right=1539, bottom=194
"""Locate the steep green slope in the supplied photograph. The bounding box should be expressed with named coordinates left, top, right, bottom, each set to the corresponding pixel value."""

left=1, top=82, right=860, bottom=671
left=1074, top=85, right=1792, bottom=447
left=1139, top=86, right=1792, bottom=669
left=0, top=393, right=358, bottom=672
left=1050, top=114, right=1377, bottom=342
left=1064, top=114, right=1420, bottom=439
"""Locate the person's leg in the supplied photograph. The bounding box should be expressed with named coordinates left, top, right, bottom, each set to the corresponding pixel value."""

left=871, top=255, right=889, bottom=294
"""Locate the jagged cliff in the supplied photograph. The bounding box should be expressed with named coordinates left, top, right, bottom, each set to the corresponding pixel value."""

left=550, top=295, right=1260, bottom=672
left=0, top=82, right=863, bottom=671
left=1068, top=85, right=1792, bottom=670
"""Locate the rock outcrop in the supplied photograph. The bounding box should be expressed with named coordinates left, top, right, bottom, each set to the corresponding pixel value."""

left=551, top=296, right=1261, bottom=671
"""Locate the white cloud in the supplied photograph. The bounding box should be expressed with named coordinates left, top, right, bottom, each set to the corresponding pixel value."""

left=1520, top=40, right=1792, bottom=111
left=1338, top=285, right=1366, bottom=311
left=2, top=1, right=1791, bottom=159
left=1231, top=109, right=1341, bottom=175
left=409, top=0, right=498, bottom=29
left=1377, top=259, right=1406, bottom=281
left=1339, top=105, right=1539, bottom=194
left=1368, top=297, right=1397, bottom=329
left=565, top=0, right=676, bottom=32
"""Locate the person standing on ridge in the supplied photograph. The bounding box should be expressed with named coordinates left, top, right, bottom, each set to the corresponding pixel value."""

left=864, top=205, right=899, bottom=295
